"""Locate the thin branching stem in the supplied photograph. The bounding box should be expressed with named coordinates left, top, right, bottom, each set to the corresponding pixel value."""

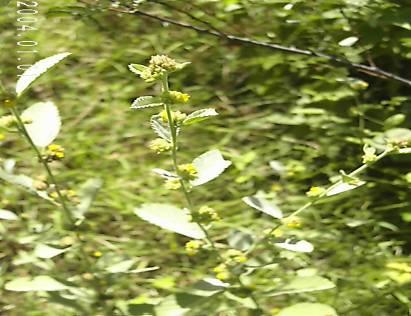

left=161, top=75, right=220, bottom=254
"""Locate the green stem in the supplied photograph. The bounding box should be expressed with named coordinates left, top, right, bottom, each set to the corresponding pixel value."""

left=10, top=107, right=74, bottom=225
left=161, top=75, right=219, bottom=254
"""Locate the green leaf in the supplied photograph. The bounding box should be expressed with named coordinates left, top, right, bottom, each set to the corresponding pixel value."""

left=384, top=114, right=406, bottom=129
left=191, top=149, right=231, bottom=186
left=267, top=276, right=335, bottom=296
left=134, top=203, right=205, bottom=239
left=326, top=181, right=365, bottom=196
left=131, top=96, right=163, bottom=110
left=105, top=259, right=136, bottom=273
left=278, top=303, right=338, bottom=316
left=0, top=209, right=18, bottom=220
left=21, top=101, right=61, bottom=147
left=150, top=115, right=171, bottom=142
left=275, top=240, right=314, bottom=253
left=190, top=278, right=229, bottom=297
left=16, top=52, right=71, bottom=96
left=338, top=36, right=359, bottom=47
left=34, top=244, right=70, bottom=259
left=155, top=296, right=190, bottom=316
left=128, top=64, right=148, bottom=76
left=183, top=108, right=218, bottom=125
left=5, top=276, right=70, bottom=292
left=0, top=167, right=54, bottom=202
left=242, top=196, right=283, bottom=219
left=73, top=178, right=102, bottom=224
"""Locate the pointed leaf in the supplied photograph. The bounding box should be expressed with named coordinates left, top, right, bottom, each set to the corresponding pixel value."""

left=128, top=63, right=148, bottom=76
left=16, top=52, right=71, bottom=96
left=242, top=196, right=283, bottom=219
left=183, top=108, right=218, bottom=125
left=34, top=244, right=70, bottom=259
left=278, top=303, right=338, bottom=316
left=22, top=101, right=61, bottom=147
left=326, top=181, right=365, bottom=196
left=105, top=259, right=136, bottom=273
left=5, top=276, right=70, bottom=292
left=0, top=209, right=18, bottom=220
left=191, top=149, right=231, bottom=186
left=131, top=96, right=163, bottom=110
left=338, top=36, right=358, bottom=47
left=150, top=115, right=171, bottom=142
left=134, top=203, right=205, bottom=239
left=267, top=276, right=335, bottom=296
left=275, top=240, right=314, bottom=253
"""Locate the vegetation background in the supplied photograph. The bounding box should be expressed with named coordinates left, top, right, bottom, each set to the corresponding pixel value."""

left=1, top=0, right=411, bottom=315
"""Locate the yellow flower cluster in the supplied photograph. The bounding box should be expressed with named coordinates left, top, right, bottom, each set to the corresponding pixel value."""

left=185, top=240, right=204, bottom=256
left=306, top=186, right=325, bottom=197
left=213, top=263, right=231, bottom=281
left=160, top=109, right=187, bottom=124
left=50, top=189, right=77, bottom=202
left=282, top=217, right=303, bottom=229
left=178, top=163, right=198, bottom=181
left=148, top=138, right=172, bottom=154
left=362, top=146, right=377, bottom=164
left=0, top=115, right=15, bottom=129
left=192, top=205, right=220, bottom=224
left=164, top=179, right=181, bottom=190
left=212, top=249, right=248, bottom=281
left=132, top=55, right=189, bottom=83
left=165, top=91, right=190, bottom=104
left=46, top=144, right=65, bottom=161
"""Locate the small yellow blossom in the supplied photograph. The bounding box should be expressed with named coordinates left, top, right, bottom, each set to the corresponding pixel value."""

left=178, top=163, right=198, bottom=181
left=362, top=146, right=377, bottom=164
left=160, top=110, right=187, bottom=124
left=226, top=249, right=247, bottom=264
left=216, top=271, right=231, bottom=281
left=93, top=251, right=103, bottom=257
left=192, top=205, right=220, bottom=223
left=283, top=217, right=302, bottom=229
left=164, top=179, right=181, bottom=190
left=0, top=115, right=15, bottom=129
left=185, top=240, right=203, bottom=256
left=166, top=91, right=190, bottom=104
left=0, top=133, right=5, bottom=141
left=148, top=138, right=172, bottom=154
left=306, top=186, right=326, bottom=197
left=46, top=144, right=65, bottom=161
left=349, top=79, right=369, bottom=91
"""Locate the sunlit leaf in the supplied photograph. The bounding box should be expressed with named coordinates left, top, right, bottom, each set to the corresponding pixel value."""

left=134, top=203, right=205, bottom=239
left=5, top=276, right=70, bottom=292
left=105, top=259, right=136, bottom=273
left=16, top=52, right=71, bottom=96
left=191, top=149, right=231, bottom=186
left=0, top=209, right=18, bottom=220
left=183, top=108, right=218, bottom=125
left=22, top=101, right=61, bottom=147
left=34, top=244, right=70, bottom=259
left=338, top=36, right=358, bottom=47
left=275, top=240, right=314, bottom=253
left=278, top=303, right=338, bottom=316
left=242, top=196, right=283, bottom=219
left=326, top=181, right=365, bottom=196
left=150, top=115, right=171, bottom=142
left=267, top=276, right=335, bottom=296
left=131, top=96, right=163, bottom=110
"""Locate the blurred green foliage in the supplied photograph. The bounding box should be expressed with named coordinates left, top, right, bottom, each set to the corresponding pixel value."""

left=1, top=0, right=411, bottom=315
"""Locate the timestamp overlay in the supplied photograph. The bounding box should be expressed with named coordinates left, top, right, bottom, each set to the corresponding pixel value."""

left=16, top=1, right=39, bottom=79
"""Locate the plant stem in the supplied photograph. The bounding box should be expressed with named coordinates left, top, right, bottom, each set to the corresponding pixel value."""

left=161, top=75, right=220, bottom=254
left=10, top=107, right=74, bottom=225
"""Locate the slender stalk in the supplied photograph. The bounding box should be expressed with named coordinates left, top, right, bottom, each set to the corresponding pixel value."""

left=10, top=105, right=110, bottom=314
left=10, top=107, right=74, bottom=225
left=161, top=75, right=220, bottom=253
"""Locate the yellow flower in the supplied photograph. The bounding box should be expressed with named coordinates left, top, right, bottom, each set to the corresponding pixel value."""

left=164, top=179, right=181, bottom=190
left=362, top=146, right=377, bottom=164
left=178, top=163, right=198, bottom=181
left=160, top=110, right=187, bottom=124
left=46, top=144, right=65, bottom=161
left=185, top=240, right=203, bottom=256
left=216, top=271, right=231, bottom=281
left=193, top=206, right=220, bottom=223
left=148, top=138, right=172, bottom=154
left=167, top=91, right=190, bottom=104
left=0, top=115, right=15, bottom=128
left=93, top=251, right=103, bottom=257
left=0, top=133, right=5, bottom=141
left=306, top=186, right=325, bottom=197
left=283, top=217, right=302, bottom=229
left=226, top=249, right=247, bottom=264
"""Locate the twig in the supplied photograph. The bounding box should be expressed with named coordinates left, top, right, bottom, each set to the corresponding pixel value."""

left=77, top=0, right=411, bottom=87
